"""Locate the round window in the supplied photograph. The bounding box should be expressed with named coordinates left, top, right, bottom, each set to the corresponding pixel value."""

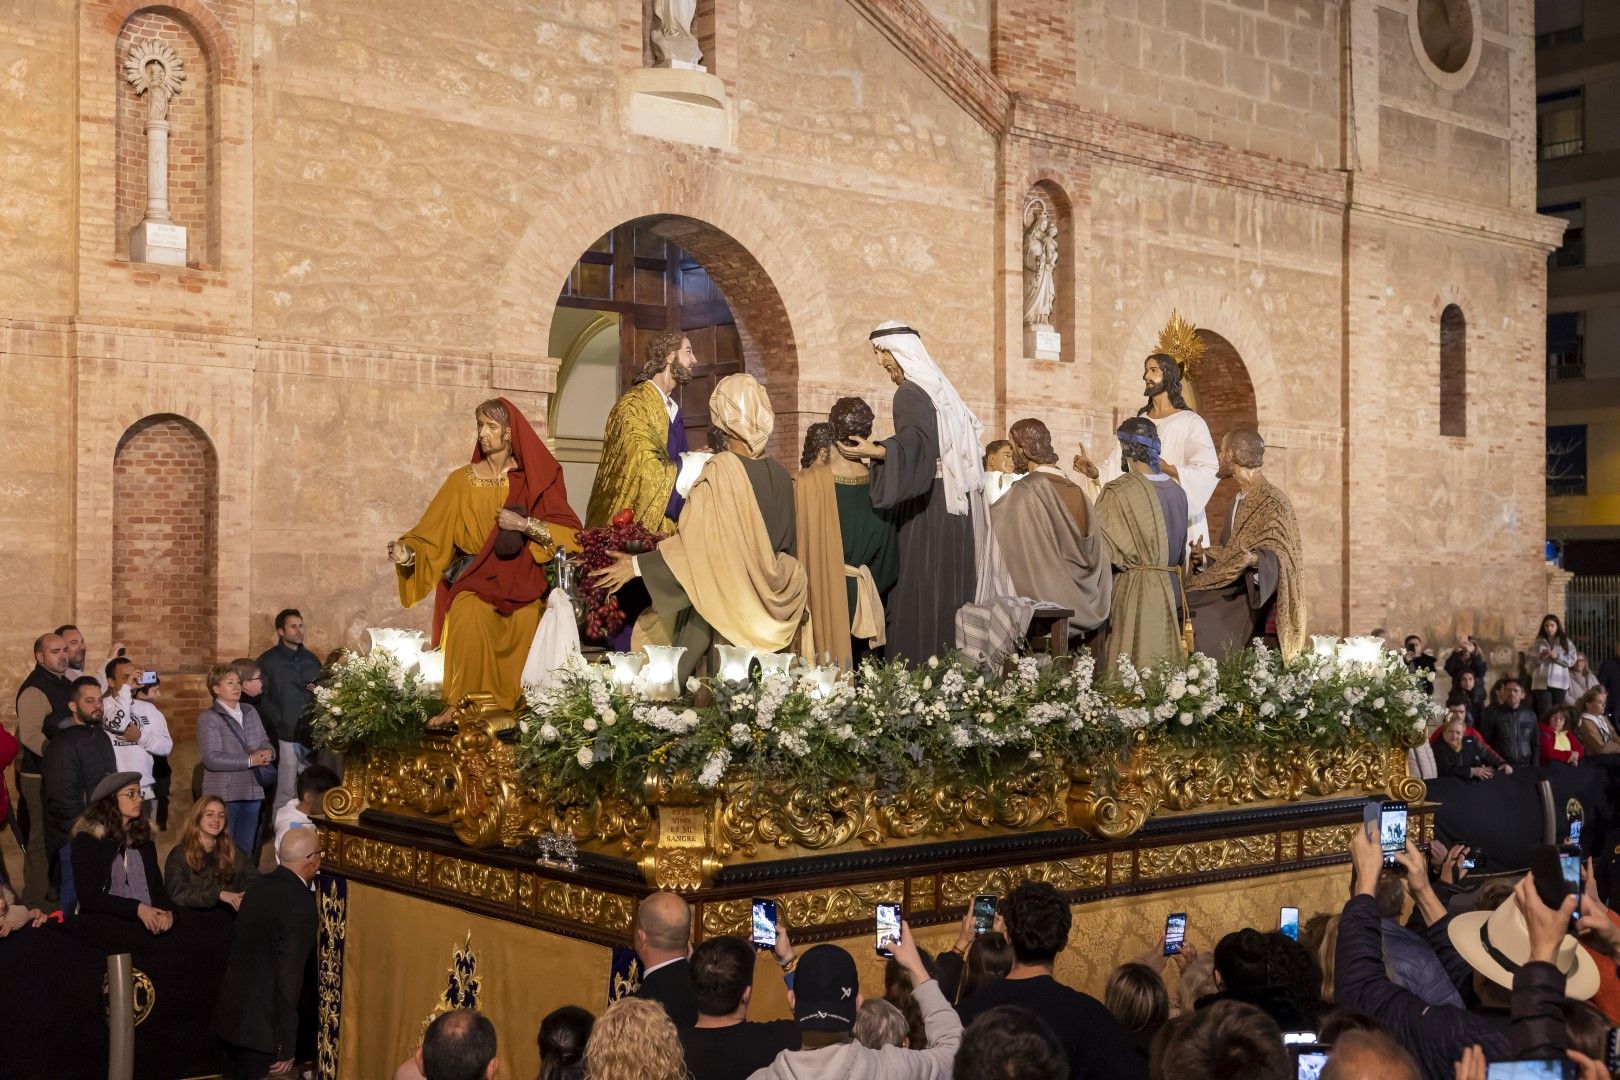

left=1416, top=0, right=1474, bottom=74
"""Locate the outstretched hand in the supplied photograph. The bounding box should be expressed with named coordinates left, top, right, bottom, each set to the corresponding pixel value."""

left=591, top=553, right=637, bottom=595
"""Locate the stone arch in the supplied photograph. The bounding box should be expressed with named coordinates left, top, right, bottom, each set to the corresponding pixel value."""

left=1108, top=284, right=1285, bottom=429
left=494, top=155, right=840, bottom=395
left=112, top=414, right=219, bottom=672
left=114, top=8, right=217, bottom=265
left=1192, top=329, right=1260, bottom=538
left=1432, top=285, right=1472, bottom=439
left=105, top=2, right=237, bottom=81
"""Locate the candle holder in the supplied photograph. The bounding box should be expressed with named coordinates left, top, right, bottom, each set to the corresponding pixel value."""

left=807, top=664, right=840, bottom=701
left=715, top=645, right=756, bottom=683
left=1337, top=636, right=1384, bottom=669
left=1310, top=635, right=1339, bottom=659
left=416, top=650, right=446, bottom=687
left=605, top=652, right=645, bottom=690
left=641, top=645, right=687, bottom=701
left=367, top=627, right=427, bottom=673
left=755, top=652, right=796, bottom=681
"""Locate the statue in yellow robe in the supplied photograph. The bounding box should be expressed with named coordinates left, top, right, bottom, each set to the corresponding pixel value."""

left=585, top=332, right=697, bottom=533
left=388, top=399, right=580, bottom=718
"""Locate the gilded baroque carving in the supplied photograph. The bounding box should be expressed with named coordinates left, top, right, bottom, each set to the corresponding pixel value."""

left=702, top=882, right=906, bottom=938
left=535, top=881, right=635, bottom=933
left=432, top=857, right=517, bottom=906
left=1302, top=824, right=1359, bottom=859
left=909, top=876, right=938, bottom=913
left=1137, top=834, right=1278, bottom=880
left=938, top=857, right=1107, bottom=907
left=1070, top=740, right=1416, bottom=840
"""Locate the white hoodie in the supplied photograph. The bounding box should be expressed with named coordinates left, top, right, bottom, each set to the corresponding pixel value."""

left=746, top=980, right=961, bottom=1080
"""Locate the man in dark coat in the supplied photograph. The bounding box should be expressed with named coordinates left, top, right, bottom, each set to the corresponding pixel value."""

left=633, top=891, right=698, bottom=1026
left=41, top=678, right=117, bottom=890
left=256, top=607, right=323, bottom=814
left=214, top=828, right=320, bottom=1078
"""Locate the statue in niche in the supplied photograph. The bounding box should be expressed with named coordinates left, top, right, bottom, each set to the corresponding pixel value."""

left=1022, top=198, right=1059, bottom=330
left=124, top=40, right=185, bottom=124
left=651, top=0, right=705, bottom=70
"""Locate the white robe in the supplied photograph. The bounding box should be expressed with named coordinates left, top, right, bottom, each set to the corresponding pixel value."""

left=1089, top=409, right=1220, bottom=548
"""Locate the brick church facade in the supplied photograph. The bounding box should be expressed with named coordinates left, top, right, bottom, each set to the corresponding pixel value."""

left=0, top=0, right=1563, bottom=689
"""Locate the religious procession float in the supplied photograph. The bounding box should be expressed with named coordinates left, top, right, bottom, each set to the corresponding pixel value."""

left=303, top=314, right=1437, bottom=1075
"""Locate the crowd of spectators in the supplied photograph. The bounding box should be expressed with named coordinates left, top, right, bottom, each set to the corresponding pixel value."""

left=0, top=612, right=334, bottom=1077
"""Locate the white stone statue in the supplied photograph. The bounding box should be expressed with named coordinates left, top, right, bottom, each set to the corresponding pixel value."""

left=651, top=0, right=705, bottom=71
left=123, top=39, right=188, bottom=265
left=1022, top=199, right=1058, bottom=330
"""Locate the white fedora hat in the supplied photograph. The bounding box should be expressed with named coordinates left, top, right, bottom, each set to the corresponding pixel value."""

left=1448, top=894, right=1599, bottom=1000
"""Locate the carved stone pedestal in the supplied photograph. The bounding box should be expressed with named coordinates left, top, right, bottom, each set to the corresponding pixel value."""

left=623, top=67, right=733, bottom=151
left=1025, top=325, right=1061, bottom=361
left=129, top=220, right=188, bottom=267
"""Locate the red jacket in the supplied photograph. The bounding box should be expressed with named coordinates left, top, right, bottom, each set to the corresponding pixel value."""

left=1537, top=723, right=1585, bottom=764
left=0, top=722, right=17, bottom=821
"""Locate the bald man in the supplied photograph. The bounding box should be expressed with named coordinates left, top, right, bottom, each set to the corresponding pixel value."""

left=634, top=891, right=698, bottom=1026
left=214, top=827, right=320, bottom=1078
left=12, top=633, right=74, bottom=905
left=1319, top=1030, right=1419, bottom=1080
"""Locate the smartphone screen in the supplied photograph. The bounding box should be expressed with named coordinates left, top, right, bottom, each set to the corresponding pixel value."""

left=1279, top=906, right=1299, bottom=941
left=1164, top=912, right=1187, bottom=956
left=1569, top=818, right=1583, bottom=847
left=876, top=902, right=902, bottom=956
left=1560, top=853, right=1582, bottom=921
left=1462, top=849, right=1482, bottom=871
left=140, top=670, right=158, bottom=686
left=1379, top=802, right=1408, bottom=867
left=972, top=895, right=997, bottom=935
left=1291, top=1047, right=1330, bottom=1080
left=1281, top=1031, right=1317, bottom=1046
left=1485, top=1061, right=1575, bottom=1079
left=751, top=898, right=777, bottom=950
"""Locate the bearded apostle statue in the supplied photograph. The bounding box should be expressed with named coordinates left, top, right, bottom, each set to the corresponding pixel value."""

left=1095, top=417, right=1188, bottom=671
left=1187, top=426, right=1307, bottom=659
left=387, top=399, right=580, bottom=720
left=593, top=375, right=808, bottom=685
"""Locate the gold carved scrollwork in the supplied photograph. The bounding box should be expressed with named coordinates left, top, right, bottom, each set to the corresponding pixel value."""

left=909, top=876, right=938, bottom=913
left=717, top=781, right=881, bottom=856
left=1070, top=740, right=1421, bottom=841
left=535, top=880, right=635, bottom=933
left=701, top=881, right=906, bottom=938
left=937, top=857, right=1107, bottom=907
left=1302, top=824, right=1359, bottom=859
left=431, top=857, right=517, bottom=906
left=1137, top=834, right=1277, bottom=880
left=344, top=837, right=417, bottom=884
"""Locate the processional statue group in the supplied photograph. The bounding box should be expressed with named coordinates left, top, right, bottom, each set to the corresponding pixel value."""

left=386, top=312, right=1306, bottom=717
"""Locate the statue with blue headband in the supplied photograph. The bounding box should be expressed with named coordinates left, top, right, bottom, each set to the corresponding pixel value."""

left=1094, top=416, right=1191, bottom=671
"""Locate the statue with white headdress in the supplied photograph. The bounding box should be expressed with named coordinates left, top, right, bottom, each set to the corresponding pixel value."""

left=592, top=373, right=808, bottom=685
left=838, top=323, right=1008, bottom=662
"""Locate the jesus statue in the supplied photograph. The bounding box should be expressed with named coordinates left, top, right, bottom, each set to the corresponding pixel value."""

left=1076, top=311, right=1219, bottom=550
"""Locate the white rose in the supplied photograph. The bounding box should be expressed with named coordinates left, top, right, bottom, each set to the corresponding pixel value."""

left=928, top=656, right=940, bottom=669
left=1168, top=680, right=1187, bottom=701
left=583, top=718, right=598, bottom=733
left=922, top=676, right=933, bottom=692
left=1372, top=697, right=1385, bottom=709
left=1259, top=701, right=1277, bottom=718
left=540, top=722, right=559, bottom=741
left=1178, top=712, right=1193, bottom=725
left=576, top=746, right=594, bottom=767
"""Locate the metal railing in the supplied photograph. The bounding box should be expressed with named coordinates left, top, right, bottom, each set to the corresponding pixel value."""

left=1567, top=575, right=1620, bottom=670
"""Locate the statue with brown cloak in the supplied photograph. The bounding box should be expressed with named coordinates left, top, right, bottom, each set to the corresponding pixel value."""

left=1187, top=426, right=1307, bottom=659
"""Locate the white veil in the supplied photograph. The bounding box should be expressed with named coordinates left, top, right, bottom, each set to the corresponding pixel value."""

left=869, top=320, right=984, bottom=516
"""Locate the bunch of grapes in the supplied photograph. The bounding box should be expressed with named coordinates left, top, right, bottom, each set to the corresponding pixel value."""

left=572, top=509, right=663, bottom=643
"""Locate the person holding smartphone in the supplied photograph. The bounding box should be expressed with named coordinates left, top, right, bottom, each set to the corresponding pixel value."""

left=956, top=883, right=1145, bottom=1080
left=679, top=929, right=801, bottom=1080
left=748, top=923, right=962, bottom=1080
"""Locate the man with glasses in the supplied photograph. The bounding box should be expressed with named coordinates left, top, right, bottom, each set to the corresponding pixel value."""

left=214, top=827, right=320, bottom=1079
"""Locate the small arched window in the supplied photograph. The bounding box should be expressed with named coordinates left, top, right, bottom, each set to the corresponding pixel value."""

left=1440, top=304, right=1466, bottom=437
